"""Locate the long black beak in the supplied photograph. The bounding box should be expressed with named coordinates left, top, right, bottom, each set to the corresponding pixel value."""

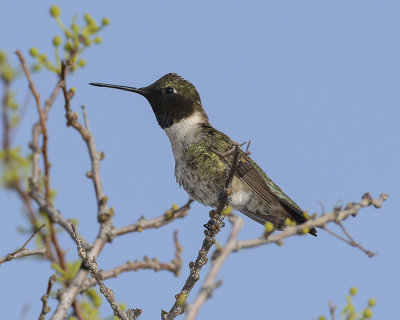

left=89, top=82, right=148, bottom=96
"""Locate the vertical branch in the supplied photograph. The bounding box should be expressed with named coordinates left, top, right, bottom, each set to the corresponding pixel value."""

left=16, top=50, right=67, bottom=270
left=15, top=50, right=51, bottom=202
left=38, top=275, right=56, bottom=320
left=61, top=62, right=108, bottom=220
left=186, top=215, right=243, bottom=320
left=162, top=143, right=241, bottom=320
left=52, top=60, right=114, bottom=320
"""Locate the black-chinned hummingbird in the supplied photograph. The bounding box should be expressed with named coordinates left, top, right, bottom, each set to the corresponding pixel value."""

left=90, top=73, right=317, bottom=236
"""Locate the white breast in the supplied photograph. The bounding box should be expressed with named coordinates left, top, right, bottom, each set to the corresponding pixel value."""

left=164, top=112, right=204, bottom=161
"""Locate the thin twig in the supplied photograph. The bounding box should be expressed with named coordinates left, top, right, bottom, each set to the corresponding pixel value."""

left=18, top=53, right=83, bottom=319
left=30, top=189, right=91, bottom=249
left=234, top=193, right=388, bottom=252
left=61, top=61, right=109, bottom=221
left=16, top=50, right=67, bottom=271
left=162, top=143, right=241, bottom=320
left=186, top=215, right=243, bottom=320
left=0, top=224, right=46, bottom=265
left=0, top=248, right=47, bottom=265
left=15, top=50, right=51, bottom=203
left=77, top=231, right=183, bottom=293
left=38, top=275, right=56, bottom=320
left=322, top=224, right=376, bottom=257
left=51, top=61, right=115, bottom=320
left=71, top=225, right=138, bottom=320
left=113, top=200, right=192, bottom=237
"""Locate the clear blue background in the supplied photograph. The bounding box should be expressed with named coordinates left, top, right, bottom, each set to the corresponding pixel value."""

left=0, top=1, right=398, bottom=319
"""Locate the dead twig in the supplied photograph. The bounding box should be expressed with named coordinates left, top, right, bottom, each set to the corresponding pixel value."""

left=0, top=224, right=46, bottom=266
left=38, top=275, right=56, bottom=320
left=112, top=200, right=192, bottom=237
left=322, top=224, right=376, bottom=257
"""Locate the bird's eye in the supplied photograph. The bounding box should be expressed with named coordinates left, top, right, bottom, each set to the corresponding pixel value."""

left=165, top=87, right=174, bottom=94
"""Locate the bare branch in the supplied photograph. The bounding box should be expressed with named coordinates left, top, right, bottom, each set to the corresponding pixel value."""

left=71, top=224, right=138, bottom=320
left=322, top=224, right=376, bottom=257
left=234, top=193, right=388, bottom=252
left=162, top=143, right=241, bottom=320
left=38, top=275, right=56, bottom=320
left=51, top=61, right=116, bottom=320
left=30, top=189, right=91, bottom=249
left=186, top=215, right=243, bottom=320
left=0, top=248, right=47, bottom=265
left=0, top=224, right=46, bottom=265
left=61, top=62, right=109, bottom=221
left=15, top=50, right=51, bottom=203
left=78, top=231, right=183, bottom=293
left=113, top=200, right=192, bottom=237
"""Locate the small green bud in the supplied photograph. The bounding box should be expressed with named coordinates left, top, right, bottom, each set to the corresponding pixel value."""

left=84, top=13, right=95, bottom=26
left=0, top=51, right=7, bottom=63
left=84, top=38, right=92, bottom=46
left=64, top=42, right=73, bottom=52
left=39, top=54, right=47, bottom=62
left=1, top=66, right=14, bottom=82
left=264, top=221, right=274, bottom=233
left=102, top=17, right=110, bottom=25
left=52, top=36, right=62, bottom=47
left=318, top=316, right=326, bottom=320
left=349, top=287, right=357, bottom=296
left=221, top=205, right=232, bottom=215
left=32, top=63, right=42, bottom=72
left=94, top=36, right=102, bottom=44
left=165, top=210, right=173, bottom=219
left=78, top=59, right=86, bottom=67
left=49, top=5, right=61, bottom=18
left=363, top=308, right=373, bottom=318
left=171, top=203, right=179, bottom=211
left=368, top=298, right=376, bottom=307
left=71, top=23, right=79, bottom=34
left=29, top=47, right=39, bottom=57
left=65, top=30, right=73, bottom=38
left=176, top=293, right=187, bottom=307
left=70, top=87, right=76, bottom=94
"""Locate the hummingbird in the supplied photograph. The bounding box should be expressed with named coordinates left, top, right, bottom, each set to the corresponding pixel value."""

left=90, top=73, right=317, bottom=236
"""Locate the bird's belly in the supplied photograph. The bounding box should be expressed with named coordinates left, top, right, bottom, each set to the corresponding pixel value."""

left=176, top=166, right=222, bottom=207
left=176, top=164, right=253, bottom=210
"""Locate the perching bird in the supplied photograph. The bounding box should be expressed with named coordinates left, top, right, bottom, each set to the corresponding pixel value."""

left=90, top=73, right=317, bottom=236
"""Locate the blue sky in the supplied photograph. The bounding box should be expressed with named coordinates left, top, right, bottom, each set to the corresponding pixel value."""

left=1, top=1, right=399, bottom=319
